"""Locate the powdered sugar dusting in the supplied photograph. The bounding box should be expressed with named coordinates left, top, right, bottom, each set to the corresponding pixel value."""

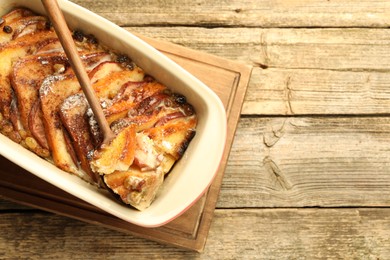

left=86, top=107, right=100, bottom=141
left=40, top=75, right=66, bottom=96
left=61, top=93, right=86, bottom=110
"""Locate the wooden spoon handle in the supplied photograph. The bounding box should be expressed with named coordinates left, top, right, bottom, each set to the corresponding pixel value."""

left=41, top=0, right=115, bottom=144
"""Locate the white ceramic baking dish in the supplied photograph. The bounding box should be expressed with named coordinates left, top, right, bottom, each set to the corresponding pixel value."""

left=0, top=0, right=227, bottom=227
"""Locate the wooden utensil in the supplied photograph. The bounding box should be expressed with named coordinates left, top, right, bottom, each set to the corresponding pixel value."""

left=41, top=0, right=115, bottom=145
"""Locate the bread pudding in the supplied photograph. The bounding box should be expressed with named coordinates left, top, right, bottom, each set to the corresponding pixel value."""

left=0, top=8, right=197, bottom=210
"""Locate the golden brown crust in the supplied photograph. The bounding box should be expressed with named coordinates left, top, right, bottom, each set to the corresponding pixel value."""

left=143, top=116, right=197, bottom=159
left=91, top=125, right=136, bottom=175
left=11, top=53, right=69, bottom=130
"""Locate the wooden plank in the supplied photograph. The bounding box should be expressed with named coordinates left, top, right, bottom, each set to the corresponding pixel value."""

left=253, top=28, right=390, bottom=70
left=129, top=28, right=390, bottom=115
left=71, top=0, right=390, bottom=28
left=126, top=27, right=390, bottom=70
left=243, top=68, right=390, bottom=115
left=1, top=208, right=389, bottom=259
left=218, top=116, right=390, bottom=208
left=208, top=208, right=390, bottom=259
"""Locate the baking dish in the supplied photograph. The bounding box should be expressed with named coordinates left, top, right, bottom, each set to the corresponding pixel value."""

left=0, top=0, right=227, bottom=227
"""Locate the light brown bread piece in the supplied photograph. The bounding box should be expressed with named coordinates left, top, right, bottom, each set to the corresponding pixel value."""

left=0, top=8, right=36, bottom=44
left=39, top=74, right=84, bottom=176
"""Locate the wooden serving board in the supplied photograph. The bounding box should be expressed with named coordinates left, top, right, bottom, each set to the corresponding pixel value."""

left=0, top=35, right=252, bottom=252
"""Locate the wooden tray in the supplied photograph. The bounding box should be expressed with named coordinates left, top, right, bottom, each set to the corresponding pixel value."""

left=0, top=35, right=252, bottom=252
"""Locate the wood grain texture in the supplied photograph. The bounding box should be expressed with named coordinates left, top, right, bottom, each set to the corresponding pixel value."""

left=2, top=0, right=390, bottom=258
left=244, top=68, right=390, bottom=115
left=126, top=27, right=390, bottom=115
left=71, top=0, right=390, bottom=28
left=219, top=116, right=390, bottom=208
left=126, top=27, right=390, bottom=70
left=1, top=207, right=389, bottom=259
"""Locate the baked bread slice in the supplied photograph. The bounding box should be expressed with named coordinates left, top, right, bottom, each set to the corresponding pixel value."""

left=39, top=74, right=84, bottom=176
left=92, top=65, right=145, bottom=100
left=0, top=8, right=35, bottom=44
left=90, top=125, right=137, bottom=175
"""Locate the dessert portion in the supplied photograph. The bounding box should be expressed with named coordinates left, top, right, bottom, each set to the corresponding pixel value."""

left=0, top=8, right=197, bottom=210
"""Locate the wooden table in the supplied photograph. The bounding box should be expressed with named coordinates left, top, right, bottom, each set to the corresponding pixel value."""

left=2, top=0, right=390, bottom=258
